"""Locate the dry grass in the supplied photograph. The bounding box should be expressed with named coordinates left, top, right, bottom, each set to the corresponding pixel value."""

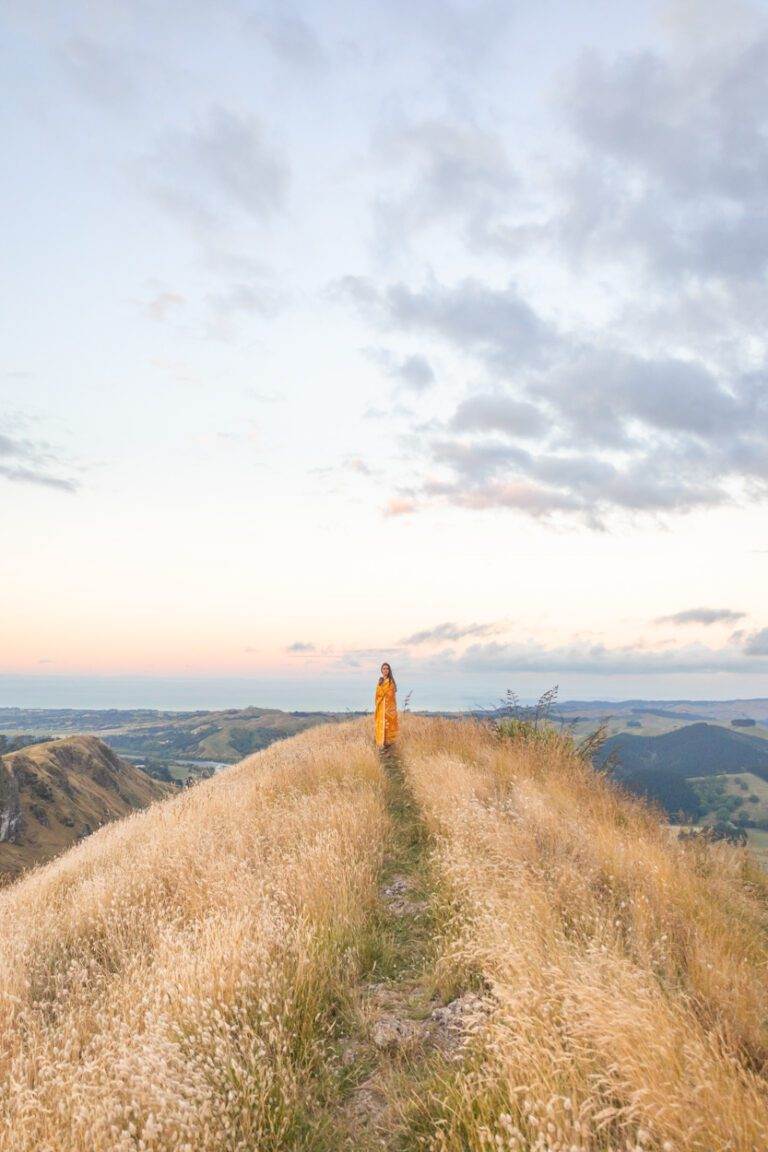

left=4, top=714, right=768, bottom=1152
left=0, top=736, right=172, bottom=880
left=401, top=716, right=768, bottom=1152
left=0, top=723, right=386, bottom=1152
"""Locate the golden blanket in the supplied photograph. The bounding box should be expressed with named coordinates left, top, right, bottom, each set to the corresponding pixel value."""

left=374, top=679, right=398, bottom=746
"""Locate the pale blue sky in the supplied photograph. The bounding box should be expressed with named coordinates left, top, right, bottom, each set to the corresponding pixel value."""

left=2, top=0, right=768, bottom=707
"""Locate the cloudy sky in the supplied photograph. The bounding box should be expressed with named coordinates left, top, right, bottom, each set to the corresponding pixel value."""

left=2, top=0, right=768, bottom=708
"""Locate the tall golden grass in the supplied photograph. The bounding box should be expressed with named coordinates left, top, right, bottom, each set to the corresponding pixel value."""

left=0, top=723, right=386, bottom=1152
left=402, top=717, right=768, bottom=1152
left=4, top=714, right=768, bottom=1152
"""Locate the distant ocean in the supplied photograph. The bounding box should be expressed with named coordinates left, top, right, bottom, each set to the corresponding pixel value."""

left=4, top=675, right=755, bottom=714
left=0, top=675, right=503, bottom=713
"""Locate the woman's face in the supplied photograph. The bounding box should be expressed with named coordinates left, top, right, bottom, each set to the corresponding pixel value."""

left=381, top=663, right=390, bottom=679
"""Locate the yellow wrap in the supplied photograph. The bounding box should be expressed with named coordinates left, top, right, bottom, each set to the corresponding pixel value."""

left=374, top=678, right=398, bottom=747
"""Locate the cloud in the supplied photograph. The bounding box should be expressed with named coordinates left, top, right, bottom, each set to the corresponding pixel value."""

left=450, top=394, right=548, bottom=439
left=205, top=280, right=282, bottom=321
left=144, top=291, right=186, bottom=321
left=424, top=476, right=585, bottom=519
left=0, top=465, right=77, bottom=492
left=656, top=607, right=747, bottom=626
left=141, top=110, right=290, bottom=335
left=59, top=36, right=139, bottom=108
left=454, top=637, right=768, bottom=676
left=334, top=645, right=407, bottom=670
left=249, top=10, right=327, bottom=73
left=744, top=628, right=768, bottom=656
left=423, top=432, right=726, bottom=523
left=0, top=433, right=32, bottom=460
left=430, top=438, right=530, bottom=479
left=334, top=9, right=768, bottom=530
left=536, top=349, right=753, bottom=449
left=286, top=641, right=316, bottom=653
left=0, top=431, right=77, bottom=493
left=346, top=457, right=374, bottom=475
left=554, top=23, right=768, bottom=286
left=203, top=279, right=285, bottom=336
left=400, top=621, right=501, bottom=646
left=391, top=353, right=436, bottom=392
left=374, top=119, right=517, bottom=247
left=366, top=348, right=437, bottom=392
left=341, top=268, right=768, bottom=522
left=339, top=276, right=557, bottom=372
left=383, top=497, right=418, bottom=517
left=144, top=272, right=282, bottom=338
left=149, top=107, right=289, bottom=233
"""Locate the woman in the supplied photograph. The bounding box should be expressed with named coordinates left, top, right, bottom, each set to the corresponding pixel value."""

left=374, top=662, right=398, bottom=748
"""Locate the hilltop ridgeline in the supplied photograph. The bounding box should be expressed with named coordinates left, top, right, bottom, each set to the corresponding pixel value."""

left=0, top=717, right=766, bottom=1150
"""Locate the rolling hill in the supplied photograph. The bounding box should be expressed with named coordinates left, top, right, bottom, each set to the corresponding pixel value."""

left=596, top=721, right=768, bottom=780
left=0, top=735, right=172, bottom=881
left=106, top=704, right=356, bottom=762
left=0, top=717, right=766, bottom=1151
left=0, top=705, right=360, bottom=773
left=593, top=723, right=768, bottom=823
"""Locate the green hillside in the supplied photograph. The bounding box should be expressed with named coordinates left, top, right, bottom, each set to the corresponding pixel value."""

left=107, top=706, right=358, bottom=763
left=597, top=722, right=768, bottom=780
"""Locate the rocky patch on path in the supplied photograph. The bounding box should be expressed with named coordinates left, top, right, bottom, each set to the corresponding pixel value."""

left=358, top=980, right=489, bottom=1059
left=371, top=1013, right=423, bottom=1052
left=429, top=992, right=487, bottom=1051
left=343, top=1077, right=390, bottom=1136
left=380, top=874, right=429, bottom=917
left=339, top=1037, right=365, bottom=1068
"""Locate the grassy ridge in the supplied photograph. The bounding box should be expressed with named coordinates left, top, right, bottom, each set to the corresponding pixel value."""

left=400, top=717, right=768, bottom=1151
left=2, top=717, right=768, bottom=1151
left=0, top=724, right=387, bottom=1152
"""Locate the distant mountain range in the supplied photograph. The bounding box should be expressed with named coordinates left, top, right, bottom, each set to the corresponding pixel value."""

left=0, top=736, right=171, bottom=881
left=556, top=698, right=768, bottom=722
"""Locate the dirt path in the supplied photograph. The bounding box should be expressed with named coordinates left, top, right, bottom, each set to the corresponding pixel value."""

left=321, top=745, right=476, bottom=1150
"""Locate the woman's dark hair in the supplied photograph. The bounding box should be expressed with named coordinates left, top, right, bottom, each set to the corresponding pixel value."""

left=378, top=663, right=397, bottom=690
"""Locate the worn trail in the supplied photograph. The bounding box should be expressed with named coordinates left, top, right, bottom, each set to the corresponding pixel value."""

left=320, top=745, right=474, bottom=1151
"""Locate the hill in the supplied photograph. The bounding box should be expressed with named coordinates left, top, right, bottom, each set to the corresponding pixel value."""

left=0, top=717, right=766, bottom=1151
left=597, top=721, right=768, bottom=779
left=0, top=705, right=359, bottom=777
left=0, top=736, right=172, bottom=880
left=106, top=704, right=356, bottom=763
left=593, top=723, right=768, bottom=823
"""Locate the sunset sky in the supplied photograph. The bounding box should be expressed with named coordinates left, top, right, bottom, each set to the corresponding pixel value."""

left=2, top=0, right=768, bottom=708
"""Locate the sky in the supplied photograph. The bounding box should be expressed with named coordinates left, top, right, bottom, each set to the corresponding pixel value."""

left=1, top=0, right=768, bottom=710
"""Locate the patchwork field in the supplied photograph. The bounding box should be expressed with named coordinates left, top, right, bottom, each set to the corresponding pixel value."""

left=690, top=771, right=768, bottom=823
